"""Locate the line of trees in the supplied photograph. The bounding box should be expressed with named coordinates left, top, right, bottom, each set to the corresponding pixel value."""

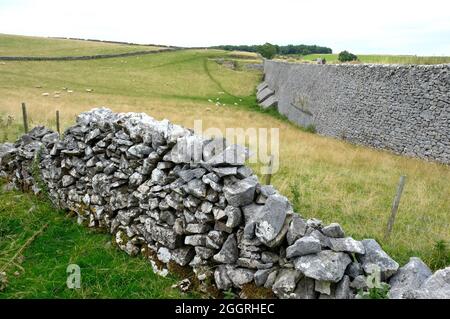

left=211, top=43, right=332, bottom=58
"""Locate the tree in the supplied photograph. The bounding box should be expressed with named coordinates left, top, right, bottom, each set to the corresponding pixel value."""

left=338, top=51, right=358, bottom=62
left=257, top=43, right=278, bottom=59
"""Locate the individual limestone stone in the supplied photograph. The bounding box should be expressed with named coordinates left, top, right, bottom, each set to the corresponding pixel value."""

left=260, top=95, right=278, bottom=109
left=358, top=239, right=399, bottom=280
left=184, top=234, right=208, bottom=247
left=255, top=194, right=290, bottom=244
left=206, top=144, right=249, bottom=166
left=286, top=214, right=307, bottom=245
left=294, top=250, right=351, bottom=283
left=195, top=246, right=215, bottom=259
left=178, top=168, right=206, bottom=182
left=185, top=223, right=211, bottom=234
left=408, top=267, right=450, bottom=299
left=227, top=267, right=255, bottom=288
left=61, top=175, right=75, bottom=187
left=321, top=223, right=345, bottom=238
left=214, top=265, right=233, bottom=290
left=171, top=247, right=195, bottom=266
left=328, top=237, right=365, bottom=254
left=286, top=236, right=321, bottom=259
left=254, top=268, right=274, bottom=287
left=85, top=128, right=101, bottom=144
left=213, top=234, right=238, bottom=264
left=157, top=247, right=171, bottom=263
left=184, top=178, right=207, bottom=199
left=224, top=206, right=242, bottom=228
left=272, top=269, right=302, bottom=298
left=223, top=175, right=257, bottom=207
left=212, top=167, right=237, bottom=177
left=128, top=144, right=152, bottom=158
left=264, top=269, right=278, bottom=289
left=256, top=87, right=274, bottom=103
left=388, top=257, right=432, bottom=299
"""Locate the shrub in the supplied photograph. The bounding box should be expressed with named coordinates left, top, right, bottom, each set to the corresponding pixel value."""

left=257, top=43, right=277, bottom=59
left=338, top=50, right=358, bottom=62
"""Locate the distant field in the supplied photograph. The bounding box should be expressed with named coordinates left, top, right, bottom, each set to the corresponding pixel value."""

left=280, top=53, right=450, bottom=65
left=0, top=34, right=164, bottom=57
left=0, top=34, right=449, bottom=297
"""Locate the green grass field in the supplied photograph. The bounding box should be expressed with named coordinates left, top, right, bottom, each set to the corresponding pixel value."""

left=0, top=34, right=449, bottom=298
left=0, top=34, right=163, bottom=57
left=280, top=53, right=450, bottom=64
left=0, top=181, right=198, bottom=298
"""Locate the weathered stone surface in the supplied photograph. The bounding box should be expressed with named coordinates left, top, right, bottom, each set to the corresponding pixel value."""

left=328, top=237, right=365, bottom=254
left=262, top=61, right=450, bottom=164
left=206, top=145, right=249, bottom=166
left=272, top=269, right=302, bottom=298
left=358, top=239, right=399, bottom=280
left=409, top=267, right=450, bottom=299
left=227, top=268, right=255, bottom=288
left=255, top=194, right=290, bottom=244
left=223, top=175, right=257, bottom=207
left=171, top=247, right=195, bottom=266
left=256, top=87, right=274, bottom=103
left=286, top=214, right=307, bottom=245
left=224, top=206, right=242, bottom=228
left=388, top=257, right=432, bottom=299
left=213, top=234, right=238, bottom=264
left=286, top=236, right=321, bottom=259
left=322, top=223, right=345, bottom=238
left=260, top=95, right=278, bottom=109
left=214, top=265, right=233, bottom=290
left=294, top=250, right=351, bottom=283
left=254, top=268, right=274, bottom=287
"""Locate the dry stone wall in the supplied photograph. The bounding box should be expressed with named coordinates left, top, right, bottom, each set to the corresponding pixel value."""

left=261, top=60, right=450, bottom=164
left=0, top=108, right=449, bottom=299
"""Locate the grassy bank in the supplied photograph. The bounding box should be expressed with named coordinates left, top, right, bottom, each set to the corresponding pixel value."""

left=0, top=34, right=164, bottom=57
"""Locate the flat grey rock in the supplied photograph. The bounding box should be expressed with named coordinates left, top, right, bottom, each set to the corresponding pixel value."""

left=294, top=250, right=351, bottom=283
left=328, top=237, right=365, bottom=254
left=388, top=257, right=432, bottom=299
left=286, top=236, right=321, bottom=258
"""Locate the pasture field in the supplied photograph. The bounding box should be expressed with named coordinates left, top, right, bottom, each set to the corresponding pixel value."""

left=0, top=34, right=449, bottom=297
left=0, top=33, right=163, bottom=57
left=279, top=53, right=450, bottom=64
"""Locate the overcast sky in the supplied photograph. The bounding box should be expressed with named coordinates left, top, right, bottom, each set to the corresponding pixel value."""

left=1, top=0, right=449, bottom=55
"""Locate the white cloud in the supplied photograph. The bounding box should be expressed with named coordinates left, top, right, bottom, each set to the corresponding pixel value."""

left=0, top=0, right=449, bottom=55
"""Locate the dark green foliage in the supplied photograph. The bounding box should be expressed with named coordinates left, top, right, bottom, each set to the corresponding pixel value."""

left=289, top=182, right=301, bottom=213
left=257, top=43, right=278, bottom=59
left=338, top=51, right=358, bottom=62
left=211, top=44, right=332, bottom=56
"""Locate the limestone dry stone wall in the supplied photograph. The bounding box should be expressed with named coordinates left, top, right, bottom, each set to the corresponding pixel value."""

left=259, top=60, right=450, bottom=164
left=0, top=108, right=449, bottom=299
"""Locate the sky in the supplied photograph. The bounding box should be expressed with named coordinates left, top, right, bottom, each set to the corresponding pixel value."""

left=0, top=0, right=449, bottom=55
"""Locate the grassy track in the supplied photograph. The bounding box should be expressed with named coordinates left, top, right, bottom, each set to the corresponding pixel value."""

left=281, top=53, right=450, bottom=64
left=0, top=34, right=449, bottom=298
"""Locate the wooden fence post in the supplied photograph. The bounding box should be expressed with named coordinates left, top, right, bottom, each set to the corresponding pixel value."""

left=21, top=102, right=29, bottom=133
left=56, top=110, right=60, bottom=134
left=384, top=175, right=407, bottom=240
left=264, top=155, right=274, bottom=185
